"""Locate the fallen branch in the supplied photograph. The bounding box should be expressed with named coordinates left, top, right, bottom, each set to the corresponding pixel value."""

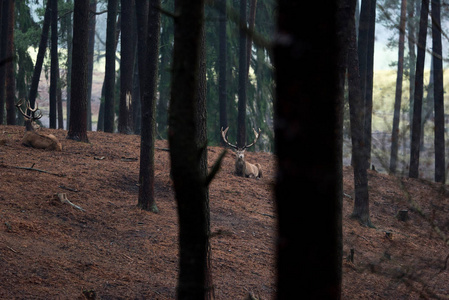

left=59, top=185, right=79, bottom=192
left=1, top=163, right=65, bottom=177
left=57, top=193, right=85, bottom=211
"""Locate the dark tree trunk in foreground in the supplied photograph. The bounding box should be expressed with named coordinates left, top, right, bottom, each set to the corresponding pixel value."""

left=119, top=0, right=135, bottom=134
left=218, top=0, right=227, bottom=144
left=390, top=0, right=407, bottom=174
left=431, top=0, right=445, bottom=183
left=169, top=0, right=208, bottom=297
left=409, top=0, right=429, bottom=178
left=29, top=0, right=51, bottom=110
left=67, top=0, right=89, bottom=142
left=104, top=0, right=118, bottom=133
left=274, top=1, right=342, bottom=298
left=237, top=0, right=247, bottom=148
left=5, top=0, right=15, bottom=125
left=348, top=0, right=372, bottom=227
left=50, top=0, right=58, bottom=129
left=136, top=0, right=159, bottom=212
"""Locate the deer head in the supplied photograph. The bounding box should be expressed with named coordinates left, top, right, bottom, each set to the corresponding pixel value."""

left=15, top=99, right=43, bottom=131
left=221, top=127, right=262, bottom=178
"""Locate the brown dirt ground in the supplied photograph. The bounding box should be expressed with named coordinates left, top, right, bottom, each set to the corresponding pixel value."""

left=1, top=124, right=448, bottom=299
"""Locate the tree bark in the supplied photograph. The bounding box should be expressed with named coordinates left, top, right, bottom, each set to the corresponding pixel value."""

left=119, top=0, right=135, bottom=134
left=409, top=0, right=429, bottom=178
left=237, top=0, right=247, bottom=148
left=86, top=0, right=97, bottom=131
left=218, top=0, right=228, bottom=145
left=390, top=0, right=407, bottom=174
left=169, top=0, right=208, bottom=297
left=103, top=0, right=118, bottom=133
left=431, top=0, right=445, bottom=183
left=274, top=1, right=342, bottom=298
left=0, top=1, right=9, bottom=124
left=136, top=0, right=159, bottom=212
left=50, top=0, right=58, bottom=129
left=67, top=0, right=90, bottom=142
left=5, top=0, right=15, bottom=125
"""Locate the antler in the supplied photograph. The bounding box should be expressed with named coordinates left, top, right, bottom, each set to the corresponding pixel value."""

left=221, top=127, right=238, bottom=149
left=243, top=128, right=261, bottom=150
left=15, top=99, right=43, bottom=121
left=221, top=127, right=261, bottom=150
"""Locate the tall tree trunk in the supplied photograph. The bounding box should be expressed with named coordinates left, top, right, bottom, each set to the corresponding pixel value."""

left=390, top=0, right=407, bottom=174
left=237, top=0, right=247, bottom=148
left=407, top=0, right=416, bottom=144
left=119, top=0, right=135, bottom=134
left=274, top=1, right=342, bottom=298
left=28, top=0, right=51, bottom=111
left=246, top=0, right=257, bottom=77
left=57, top=64, right=63, bottom=129
left=218, top=0, right=227, bottom=145
left=157, top=24, right=171, bottom=139
left=348, top=0, right=372, bottom=227
left=86, top=0, right=96, bottom=131
left=50, top=0, right=58, bottom=129
left=431, top=0, right=444, bottom=183
left=0, top=1, right=9, bottom=124
left=409, top=0, right=429, bottom=178
left=136, top=0, right=159, bottom=212
left=65, top=0, right=73, bottom=129
left=67, top=0, right=89, bottom=142
left=169, top=0, right=208, bottom=297
left=5, top=0, right=15, bottom=125
left=104, top=0, right=118, bottom=133
left=132, top=46, right=141, bottom=134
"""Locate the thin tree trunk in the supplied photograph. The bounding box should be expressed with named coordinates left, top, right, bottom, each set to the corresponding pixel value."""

left=390, top=0, right=407, bottom=174
left=86, top=0, right=96, bottom=131
left=237, top=0, right=247, bottom=148
left=29, top=0, right=51, bottom=110
left=409, top=0, right=429, bottom=178
left=104, top=0, right=118, bottom=133
left=0, top=1, right=9, bottom=124
left=67, top=0, right=89, bottom=142
left=5, top=0, right=15, bottom=125
left=408, top=0, right=416, bottom=142
left=57, top=65, right=63, bottom=129
left=274, top=1, right=342, bottom=297
left=65, top=0, right=73, bottom=128
left=218, top=0, right=227, bottom=145
left=246, top=0, right=257, bottom=77
left=136, top=0, right=159, bottom=212
left=431, top=0, right=445, bottom=183
left=50, top=0, right=58, bottom=129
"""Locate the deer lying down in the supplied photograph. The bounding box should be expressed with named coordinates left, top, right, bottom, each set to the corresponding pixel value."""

left=221, top=127, right=262, bottom=178
left=16, top=100, right=62, bottom=151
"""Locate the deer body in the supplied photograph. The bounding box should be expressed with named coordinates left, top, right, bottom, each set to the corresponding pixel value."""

left=15, top=100, right=62, bottom=151
left=221, top=127, right=262, bottom=179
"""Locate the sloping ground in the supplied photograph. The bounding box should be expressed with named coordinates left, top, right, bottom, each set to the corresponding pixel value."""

left=0, top=125, right=448, bottom=299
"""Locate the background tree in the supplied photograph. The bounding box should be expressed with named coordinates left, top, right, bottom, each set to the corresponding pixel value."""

left=237, top=0, right=247, bottom=148
left=136, top=0, right=159, bottom=212
left=218, top=0, right=227, bottom=144
left=409, top=0, right=429, bottom=178
left=389, top=0, right=407, bottom=174
left=5, top=0, right=15, bottom=125
left=0, top=1, right=9, bottom=124
left=86, top=0, right=97, bottom=131
left=119, top=0, right=135, bottom=134
left=67, top=0, right=90, bottom=142
left=49, top=0, right=58, bottom=129
left=431, top=0, right=444, bottom=183
left=274, top=1, right=342, bottom=298
left=169, top=0, right=209, bottom=297
left=103, top=0, right=118, bottom=133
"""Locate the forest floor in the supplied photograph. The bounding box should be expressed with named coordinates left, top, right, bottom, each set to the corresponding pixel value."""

left=1, top=125, right=449, bottom=299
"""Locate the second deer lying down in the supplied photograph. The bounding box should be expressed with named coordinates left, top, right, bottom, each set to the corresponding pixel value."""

left=15, top=99, right=62, bottom=151
left=221, top=127, right=262, bottom=178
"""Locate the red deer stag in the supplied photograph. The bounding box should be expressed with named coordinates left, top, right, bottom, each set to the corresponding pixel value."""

left=221, top=127, right=262, bottom=178
left=15, top=99, right=62, bottom=151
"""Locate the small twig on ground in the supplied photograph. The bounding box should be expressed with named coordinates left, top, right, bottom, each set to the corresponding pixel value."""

left=155, top=147, right=170, bottom=152
left=59, top=185, right=79, bottom=192
left=1, top=163, right=64, bottom=177
left=7, top=246, right=18, bottom=253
